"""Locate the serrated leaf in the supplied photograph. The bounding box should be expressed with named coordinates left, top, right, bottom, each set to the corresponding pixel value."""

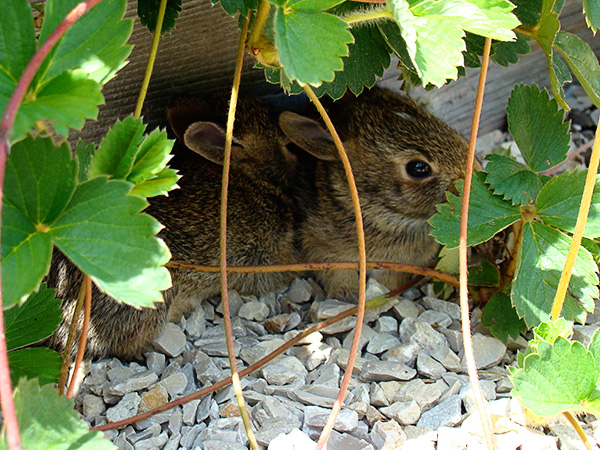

left=286, top=0, right=345, bottom=12
left=0, top=0, right=35, bottom=81
left=313, top=23, right=391, bottom=99
left=130, top=167, right=180, bottom=198
left=44, top=0, right=132, bottom=84
left=263, top=66, right=304, bottom=94
left=410, top=0, right=519, bottom=41
left=468, top=259, right=500, bottom=286
left=3, top=378, right=115, bottom=449
left=589, top=331, right=600, bottom=380
left=554, top=31, right=600, bottom=110
left=378, top=21, right=420, bottom=80
left=582, top=237, right=600, bottom=266
left=484, top=154, right=542, bottom=205
left=138, top=0, right=182, bottom=33
left=2, top=137, right=75, bottom=307
left=411, top=16, right=465, bottom=86
left=482, top=291, right=527, bottom=342
left=549, top=54, right=572, bottom=108
left=8, top=348, right=62, bottom=386
left=76, top=140, right=95, bottom=183
left=511, top=0, right=542, bottom=28
left=13, top=71, right=103, bottom=143
left=274, top=9, right=353, bottom=86
left=215, top=0, right=258, bottom=16
left=50, top=178, right=171, bottom=307
left=89, top=116, right=146, bottom=180
left=129, top=128, right=175, bottom=183
left=583, top=0, right=599, bottom=33
left=511, top=337, right=598, bottom=416
left=507, top=84, right=570, bottom=173
left=512, top=221, right=598, bottom=327
left=430, top=172, right=521, bottom=248
left=537, top=171, right=600, bottom=238
left=533, top=317, right=572, bottom=344
left=464, top=32, right=530, bottom=68
left=387, top=0, right=417, bottom=62
left=4, top=284, right=62, bottom=351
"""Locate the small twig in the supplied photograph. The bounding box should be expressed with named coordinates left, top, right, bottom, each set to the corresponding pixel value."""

left=58, top=276, right=87, bottom=395
left=166, top=260, right=460, bottom=287
left=460, top=37, right=496, bottom=450
left=563, top=411, right=594, bottom=450
left=91, top=291, right=400, bottom=432
left=220, top=16, right=258, bottom=450
left=302, top=86, right=367, bottom=450
left=0, top=2, right=103, bottom=448
left=66, top=275, right=92, bottom=399
left=134, top=0, right=168, bottom=119
left=551, top=117, right=600, bottom=318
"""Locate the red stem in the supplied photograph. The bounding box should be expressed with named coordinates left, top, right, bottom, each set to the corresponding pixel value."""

left=0, top=1, right=103, bottom=448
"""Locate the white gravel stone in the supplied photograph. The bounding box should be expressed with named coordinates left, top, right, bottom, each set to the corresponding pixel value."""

left=382, top=342, right=419, bottom=366
left=334, top=348, right=367, bottom=374
left=430, top=346, right=461, bottom=372
left=342, top=325, right=377, bottom=352
left=83, top=394, right=105, bottom=417
left=152, top=323, right=186, bottom=357
left=421, top=296, right=461, bottom=320
left=380, top=400, right=421, bottom=425
left=461, top=334, right=507, bottom=370
left=304, top=405, right=358, bottom=432
left=418, top=309, right=453, bottom=328
left=160, top=372, right=188, bottom=398
left=287, top=278, right=314, bottom=303
left=366, top=333, right=401, bottom=354
left=290, top=385, right=346, bottom=408
left=183, top=306, right=206, bottom=338
left=436, top=426, right=471, bottom=450
left=261, top=355, right=308, bottom=385
left=144, top=352, right=166, bottom=376
left=134, top=432, right=168, bottom=450
left=394, top=379, right=442, bottom=409
left=239, top=338, right=285, bottom=365
left=360, top=360, right=416, bottom=382
left=106, top=392, right=140, bottom=423
left=438, top=327, right=463, bottom=353
left=393, top=299, right=421, bottom=319
left=256, top=417, right=303, bottom=446
left=238, top=300, right=270, bottom=321
left=327, top=429, right=374, bottom=450
left=400, top=318, right=449, bottom=354
left=370, top=383, right=390, bottom=407
left=268, top=428, right=316, bottom=450
left=370, top=420, right=407, bottom=449
left=416, top=395, right=463, bottom=429
left=108, top=369, right=158, bottom=396
left=215, top=290, right=244, bottom=317
left=417, top=352, right=447, bottom=379
left=375, top=316, right=398, bottom=335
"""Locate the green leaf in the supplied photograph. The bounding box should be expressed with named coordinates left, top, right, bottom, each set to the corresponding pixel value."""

left=484, top=154, right=542, bottom=205
left=511, top=337, right=598, bottom=416
left=3, top=378, right=114, bottom=449
left=430, top=172, right=521, bottom=248
left=43, top=0, right=133, bottom=84
left=468, top=259, right=500, bottom=286
left=554, top=31, right=600, bottom=110
left=8, top=348, right=62, bottom=386
left=537, top=171, right=600, bottom=238
left=138, top=0, right=182, bottom=33
left=2, top=137, right=75, bottom=307
left=387, top=0, right=417, bottom=63
left=76, top=140, right=95, bottom=183
left=533, top=317, right=572, bottom=344
left=377, top=21, right=421, bottom=84
left=464, top=32, right=530, bottom=68
left=511, top=0, right=542, bottom=28
left=410, top=0, right=519, bottom=41
left=89, top=116, right=146, bottom=180
left=214, top=0, right=258, bottom=16
left=129, top=128, right=175, bottom=184
left=589, top=331, right=600, bottom=381
left=313, top=23, right=391, bottom=99
left=583, top=0, right=600, bottom=33
left=50, top=178, right=171, bottom=308
left=512, top=221, right=598, bottom=327
left=0, top=0, right=35, bottom=81
left=14, top=71, right=104, bottom=142
left=274, top=9, right=353, bottom=86
left=129, top=167, right=180, bottom=198
left=482, top=291, right=527, bottom=342
left=4, top=284, right=62, bottom=351
left=286, top=0, right=346, bottom=12
left=506, top=84, right=570, bottom=173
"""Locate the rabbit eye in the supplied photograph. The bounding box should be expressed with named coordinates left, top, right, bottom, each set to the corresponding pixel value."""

left=406, top=160, right=432, bottom=179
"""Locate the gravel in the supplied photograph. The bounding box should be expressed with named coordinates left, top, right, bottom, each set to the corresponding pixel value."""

left=72, top=89, right=600, bottom=449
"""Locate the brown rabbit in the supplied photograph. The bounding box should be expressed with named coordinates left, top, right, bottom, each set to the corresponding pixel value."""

left=47, top=96, right=299, bottom=359
left=279, top=88, right=468, bottom=300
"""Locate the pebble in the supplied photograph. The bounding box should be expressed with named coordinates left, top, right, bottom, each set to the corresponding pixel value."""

left=106, top=392, right=141, bottom=423
left=416, top=395, right=463, bottom=429
left=152, top=323, right=186, bottom=357
left=360, top=360, right=417, bottom=382
left=417, top=353, right=447, bottom=379
left=365, top=333, right=401, bottom=354
left=462, top=334, right=507, bottom=370
left=238, top=300, right=270, bottom=321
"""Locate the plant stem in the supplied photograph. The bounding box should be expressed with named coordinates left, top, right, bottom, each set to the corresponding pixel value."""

left=247, top=0, right=270, bottom=52
left=302, top=86, right=367, bottom=450
left=219, top=16, right=259, bottom=450
left=0, top=2, right=103, bottom=448
left=343, top=8, right=393, bottom=25
left=563, top=411, right=594, bottom=450
left=460, top=37, right=496, bottom=450
left=134, top=0, right=168, bottom=119
left=166, top=260, right=460, bottom=287
left=66, top=275, right=91, bottom=399
left=551, top=119, right=600, bottom=319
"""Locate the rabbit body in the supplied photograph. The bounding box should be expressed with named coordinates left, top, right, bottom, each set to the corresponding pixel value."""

left=47, top=96, right=298, bottom=359
left=280, top=88, right=468, bottom=300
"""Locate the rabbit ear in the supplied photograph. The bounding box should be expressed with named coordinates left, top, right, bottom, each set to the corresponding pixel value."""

left=279, top=112, right=338, bottom=161
left=183, top=121, right=243, bottom=165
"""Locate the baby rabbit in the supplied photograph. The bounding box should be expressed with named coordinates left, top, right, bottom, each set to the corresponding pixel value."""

left=47, top=96, right=299, bottom=359
left=280, top=88, right=468, bottom=300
